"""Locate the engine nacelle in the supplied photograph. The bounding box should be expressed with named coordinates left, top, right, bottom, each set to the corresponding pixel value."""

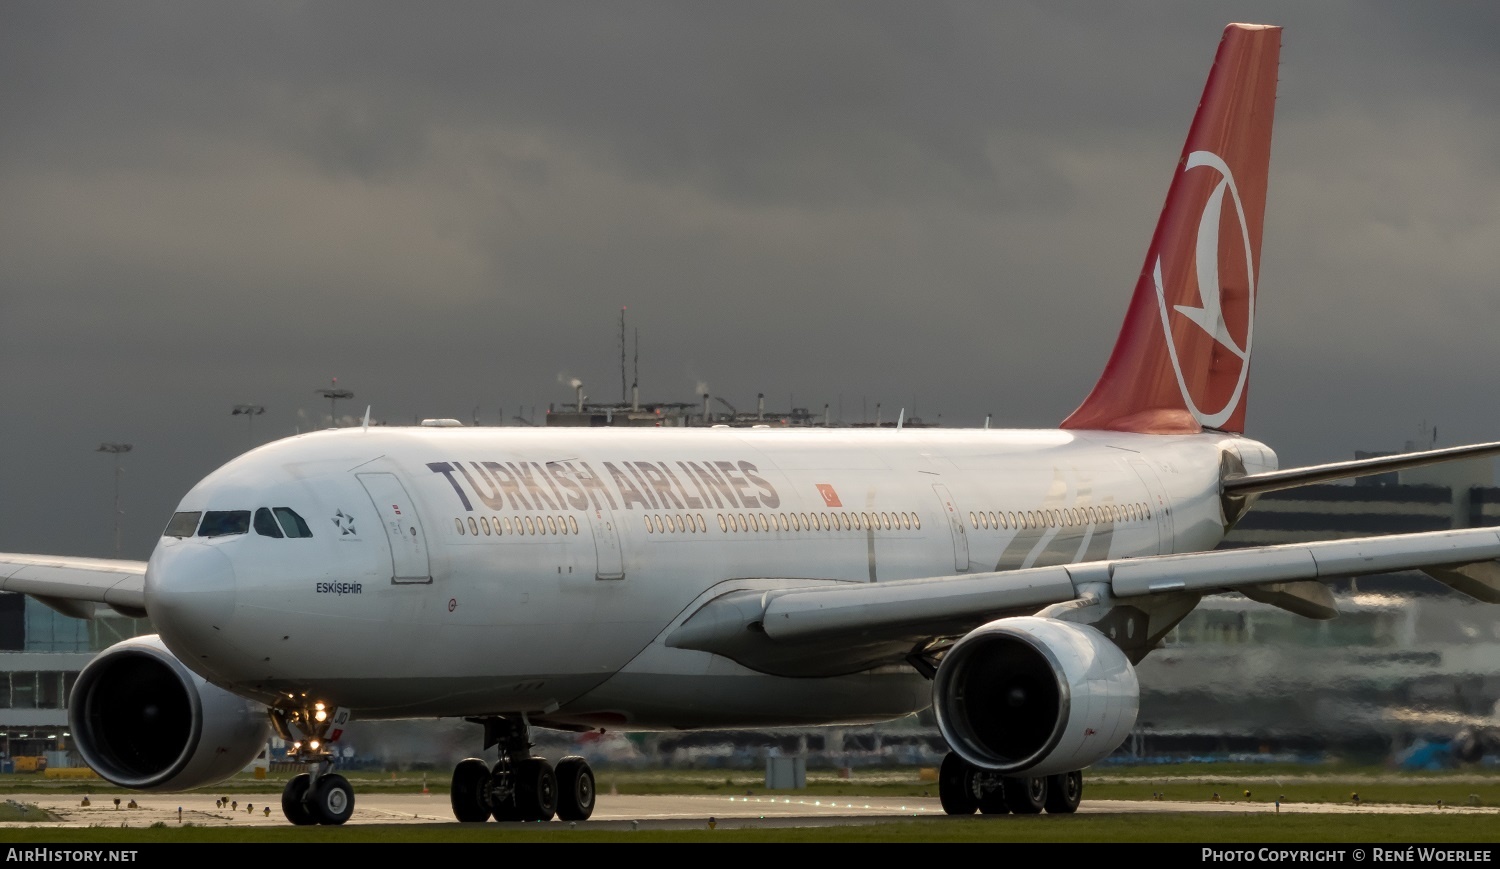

left=69, top=635, right=269, bottom=791
left=933, top=616, right=1138, bottom=777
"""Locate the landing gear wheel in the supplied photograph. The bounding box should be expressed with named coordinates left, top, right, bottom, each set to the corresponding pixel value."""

left=1045, top=770, right=1083, bottom=814
left=938, top=752, right=977, bottom=815
left=516, top=757, right=558, bottom=821
left=1003, top=775, right=1047, bottom=815
left=450, top=757, right=493, bottom=822
left=281, top=773, right=316, bottom=825
left=555, top=756, right=596, bottom=821
left=310, top=773, right=356, bottom=825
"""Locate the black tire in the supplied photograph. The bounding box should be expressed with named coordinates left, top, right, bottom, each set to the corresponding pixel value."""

left=450, top=757, right=493, bottom=822
left=281, top=773, right=316, bottom=825
left=1003, top=775, right=1047, bottom=814
left=515, top=756, right=558, bottom=822
left=310, top=773, right=355, bottom=825
left=1044, top=771, right=1083, bottom=814
left=937, top=752, right=977, bottom=815
left=555, top=756, right=596, bottom=821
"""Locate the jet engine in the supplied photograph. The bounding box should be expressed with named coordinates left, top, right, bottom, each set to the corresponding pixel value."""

left=69, top=635, right=269, bottom=791
left=933, top=616, right=1138, bottom=776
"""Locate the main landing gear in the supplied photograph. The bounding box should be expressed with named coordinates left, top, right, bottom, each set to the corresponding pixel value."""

left=450, top=715, right=596, bottom=823
left=937, top=752, right=1083, bottom=816
left=270, top=700, right=356, bottom=825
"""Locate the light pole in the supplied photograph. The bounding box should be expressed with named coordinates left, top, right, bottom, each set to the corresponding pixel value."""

left=315, top=378, right=354, bottom=428
left=232, top=404, right=265, bottom=447
left=96, top=443, right=132, bottom=556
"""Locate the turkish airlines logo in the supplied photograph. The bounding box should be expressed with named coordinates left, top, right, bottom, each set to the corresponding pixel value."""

left=816, top=484, right=842, bottom=508
left=1153, top=150, right=1255, bottom=429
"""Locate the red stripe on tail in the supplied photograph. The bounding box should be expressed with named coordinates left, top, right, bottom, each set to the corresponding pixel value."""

left=1061, top=24, right=1280, bottom=435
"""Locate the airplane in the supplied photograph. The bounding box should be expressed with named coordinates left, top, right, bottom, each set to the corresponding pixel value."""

left=4, top=22, right=1500, bottom=826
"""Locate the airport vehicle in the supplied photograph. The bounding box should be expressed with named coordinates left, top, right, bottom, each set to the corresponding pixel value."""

left=3, top=23, right=1499, bottom=825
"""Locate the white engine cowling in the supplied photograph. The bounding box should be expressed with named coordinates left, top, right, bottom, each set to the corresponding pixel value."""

left=69, top=635, right=269, bottom=791
left=933, top=616, right=1138, bottom=777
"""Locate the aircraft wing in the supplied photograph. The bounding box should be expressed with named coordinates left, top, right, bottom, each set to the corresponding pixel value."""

left=667, top=527, right=1500, bottom=676
left=0, top=553, right=148, bottom=619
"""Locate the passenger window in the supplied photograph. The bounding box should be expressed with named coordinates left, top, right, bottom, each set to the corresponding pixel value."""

left=695, top=514, right=706, bottom=533
left=254, top=508, right=284, bottom=538
left=523, top=516, right=535, bottom=535
left=198, top=510, right=251, bottom=537
left=737, top=514, right=749, bottom=532
left=165, top=511, right=201, bottom=538
left=467, top=517, right=479, bottom=535
left=273, top=507, right=313, bottom=538
left=717, top=514, right=727, bottom=532
left=911, top=513, right=920, bottom=530
left=654, top=515, right=665, bottom=534
left=778, top=513, right=789, bottom=531
left=545, top=516, right=557, bottom=535
left=455, top=518, right=465, bottom=535
left=568, top=515, right=579, bottom=535
left=644, top=516, right=654, bottom=533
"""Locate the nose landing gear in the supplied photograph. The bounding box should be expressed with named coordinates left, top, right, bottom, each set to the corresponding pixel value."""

left=270, top=700, right=356, bottom=826
left=450, top=715, right=596, bottom=823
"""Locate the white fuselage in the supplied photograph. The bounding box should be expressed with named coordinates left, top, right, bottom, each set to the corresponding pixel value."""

left=143, top=425, right=1275, bottom=729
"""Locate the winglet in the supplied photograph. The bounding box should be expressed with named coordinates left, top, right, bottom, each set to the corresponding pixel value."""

left=362, top=406, right=371, bottom=432
left=1061, top=24, right=1280, bottom=435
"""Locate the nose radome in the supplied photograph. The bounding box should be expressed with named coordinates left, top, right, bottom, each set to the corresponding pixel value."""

left=145, top=541, right=238, bottom=656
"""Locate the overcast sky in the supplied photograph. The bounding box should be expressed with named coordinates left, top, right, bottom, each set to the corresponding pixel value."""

left=3, top=2, right=1499, bottom=560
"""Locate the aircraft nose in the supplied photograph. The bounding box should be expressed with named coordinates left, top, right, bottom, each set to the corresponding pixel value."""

left=144, top=541, right=238, bottom=654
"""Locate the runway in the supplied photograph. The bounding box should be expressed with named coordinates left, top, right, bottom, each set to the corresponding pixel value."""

left=8, top=791, right=1498, bottom=830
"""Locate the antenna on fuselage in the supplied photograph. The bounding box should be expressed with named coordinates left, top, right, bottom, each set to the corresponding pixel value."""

left=362, top=406, right=371, bottom=432
left=896, top=408, right=905, bottom=430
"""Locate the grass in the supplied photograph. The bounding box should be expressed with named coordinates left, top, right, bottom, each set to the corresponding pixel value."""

left=0, top=814, right=1495, bottom=844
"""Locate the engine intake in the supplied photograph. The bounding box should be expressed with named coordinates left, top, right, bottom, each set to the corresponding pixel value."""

left=70, top=635, right=269, bottom=791
left=933, top=616, right=1138, bottom=776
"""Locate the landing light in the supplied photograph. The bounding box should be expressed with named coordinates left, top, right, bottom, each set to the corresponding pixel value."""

left=309, top=740, right=320, bottom=750
left=315, top=710, right=327, bottom=722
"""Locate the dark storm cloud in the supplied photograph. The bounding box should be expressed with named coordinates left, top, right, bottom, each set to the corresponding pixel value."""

left=2, top=2, right=1500, bottom=559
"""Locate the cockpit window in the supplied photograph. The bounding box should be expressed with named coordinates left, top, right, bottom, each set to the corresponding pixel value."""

left=254, top=508, right=284, bottom=538
left=274, top=507, right=313, bottom=538
left=164, top=512, right=201, bottom=538
left=198, top=510, right=251, bottom=537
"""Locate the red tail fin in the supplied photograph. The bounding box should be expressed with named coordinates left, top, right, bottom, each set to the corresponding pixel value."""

left=1061, top=24, right=1280, bottom=435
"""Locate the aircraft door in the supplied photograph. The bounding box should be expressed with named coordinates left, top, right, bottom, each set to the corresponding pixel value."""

left=358, top=472, right=432, bottom=584
left=932, top=483, right=969, bottom=572
left=586, top=503, right=625, bottom=581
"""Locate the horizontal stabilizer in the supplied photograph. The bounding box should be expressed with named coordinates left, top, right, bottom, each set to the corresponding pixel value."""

left=1225, top=440, right=1500, bottom=496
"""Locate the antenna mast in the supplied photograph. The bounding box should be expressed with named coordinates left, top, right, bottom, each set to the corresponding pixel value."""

left=620, top=306, right=627, bottom=403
